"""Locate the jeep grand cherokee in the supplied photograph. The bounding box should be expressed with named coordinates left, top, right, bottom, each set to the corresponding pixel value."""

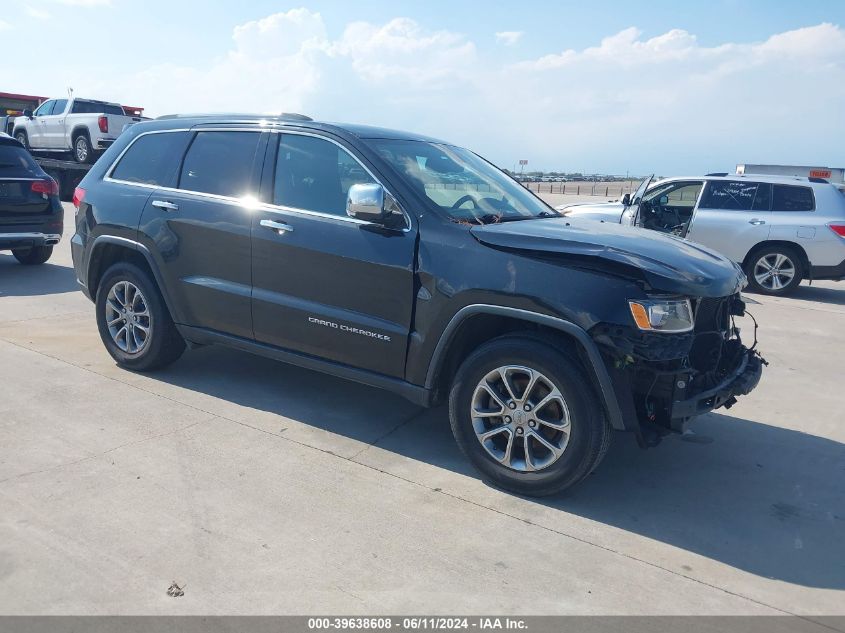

left=70, top=114, right=764, bottom=496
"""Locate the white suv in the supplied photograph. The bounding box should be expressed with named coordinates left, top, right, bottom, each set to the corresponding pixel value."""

left=560, top=175, right=845, bottom=295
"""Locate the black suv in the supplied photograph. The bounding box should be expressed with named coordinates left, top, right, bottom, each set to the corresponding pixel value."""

left=0, top=134, right=62, bottom=264
left=71, top=115, right=764, bottom=496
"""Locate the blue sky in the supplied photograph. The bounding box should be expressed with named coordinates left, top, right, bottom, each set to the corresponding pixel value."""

left=2, top=1, right=843, bottom=174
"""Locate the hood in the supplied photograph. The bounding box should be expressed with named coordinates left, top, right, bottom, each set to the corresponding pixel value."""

left=470, top=217, right=745, bottom=298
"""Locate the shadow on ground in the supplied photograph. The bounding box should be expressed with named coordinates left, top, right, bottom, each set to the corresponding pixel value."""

left=144, top=344, right=845, bottom=591
left=0, top=254, right=79, bottom=297
left=784, top=284, right=845, bottom=306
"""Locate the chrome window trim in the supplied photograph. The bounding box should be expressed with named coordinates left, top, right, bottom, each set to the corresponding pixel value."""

left=103, top=126, right=412, bottom=232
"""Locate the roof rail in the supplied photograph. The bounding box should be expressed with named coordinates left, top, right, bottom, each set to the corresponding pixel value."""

left=155, top=112, right=313, bottom=121
left=808, top=177, right=830, bottom=184
left=705, top=172, right=729, bottom=177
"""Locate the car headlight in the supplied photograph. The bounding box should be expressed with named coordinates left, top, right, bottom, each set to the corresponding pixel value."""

left=628, top=298, right=694, bottom=333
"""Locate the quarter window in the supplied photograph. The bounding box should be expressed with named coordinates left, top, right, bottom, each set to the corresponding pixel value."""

left=699, top=181, right=769, bottom=211
left=110, top=131, right=188, bottom=186
left=178, top=132, right=261, bottom=197
left=772, top=185, right=814, bottom=212
left=274, top=134, right=376, bottom=216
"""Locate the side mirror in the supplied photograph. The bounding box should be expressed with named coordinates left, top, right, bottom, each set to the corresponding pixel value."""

left=23, top=109, right=33, bottom=119
left=659, top=194, right=669, bottom=206
left=620, top=193, right=631, bottom=206
left=347, top=183, right=387, bottom=223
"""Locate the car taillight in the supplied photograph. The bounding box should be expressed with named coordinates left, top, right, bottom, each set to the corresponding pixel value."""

left=98, top=116, right=108, bottom=133
left=73, top=186, right=86, bottom=209
left=31, top=179, right=59, bottom=196
left=829, top=223, right=845, bottom=238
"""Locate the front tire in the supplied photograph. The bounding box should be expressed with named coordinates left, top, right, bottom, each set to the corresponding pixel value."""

left=448, top=335, right=611, bottom=496
left=73, top=133, right=95, bottom=164
left=12, top=245, right=53, bottom=265
left=95, top=262, right=185, bottom=371
left=745, top=245, right=803, bottom=295
left=14, top=131, right=29, bottom=150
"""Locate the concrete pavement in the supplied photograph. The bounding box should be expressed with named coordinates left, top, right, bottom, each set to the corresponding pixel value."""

left=0, top=203, right=843, bottom=615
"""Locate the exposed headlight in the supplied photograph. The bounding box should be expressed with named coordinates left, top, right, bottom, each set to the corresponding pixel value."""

left=628, top=298, right=694, bottom=333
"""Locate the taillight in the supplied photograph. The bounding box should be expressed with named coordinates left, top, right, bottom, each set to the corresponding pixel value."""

left=829, top=223, right=845, bottom=238
left=73, top=186, right=86, bottom=209
left=31, top=179, right=59, bottom=196
left=98, top=115, right=108, bottom=133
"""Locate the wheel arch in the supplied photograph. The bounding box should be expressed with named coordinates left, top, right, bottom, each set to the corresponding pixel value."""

left=425, top=305, right=626, bottom=430
left=87, top=236, right=178, bottom=320
left=743, top=240, right=810, bottom=276
left=70, top=125, right=91, bottom=142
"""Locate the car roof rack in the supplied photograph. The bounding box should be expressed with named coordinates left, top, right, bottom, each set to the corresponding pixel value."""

left=156, top=112, right=313, bottom=121
left=808, top=177, right=830, bottom=183
left=705, top=172, right=729, bottom=177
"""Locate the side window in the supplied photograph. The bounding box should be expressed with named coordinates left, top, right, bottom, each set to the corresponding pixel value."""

left=52, top=99, right=68, bottom=115
left=772, top=185, right=814, bottom=212
left=110, top=131, right=188, bottom=186
left=751, top=183, right=771, bottom=211
left=178, top=131, right=261, bottom=197
left=699, top=181, right=761, bottom=211
left=644, top=181, right=702, bottom=208
left=34, top=100, right=55, bottom=116
left=274, top=134, right=376, bottom=216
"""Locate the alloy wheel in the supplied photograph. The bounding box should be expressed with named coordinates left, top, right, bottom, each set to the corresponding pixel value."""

left=76, top=137, right=89, bottom=162
left=470, top=365, right=571, bottom=472
left=753, top=253, right=796, bottom=291
left=105, top=280, right=151, bottom=354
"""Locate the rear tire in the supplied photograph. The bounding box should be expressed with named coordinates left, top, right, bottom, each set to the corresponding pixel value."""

left=73, top=132, right=95, bottom=164
left=12, top=245, right=53, bottom=265
left=745, top=245, right=803, bottom=296
left=95, top=262, right=185, bottom=371
left=448, top=334, right=611, bottom=497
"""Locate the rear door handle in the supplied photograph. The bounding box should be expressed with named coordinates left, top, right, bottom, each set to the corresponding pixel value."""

left=749, top=218, right=766, bottom=225
left=260, top=219, right=294, bottom=234
left=152, top=200, right=179, bottom=212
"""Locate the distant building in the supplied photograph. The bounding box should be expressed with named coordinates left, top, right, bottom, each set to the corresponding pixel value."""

left=0, top=91, right=47, bottom=116
left=736, top=163, right=845, bottom=183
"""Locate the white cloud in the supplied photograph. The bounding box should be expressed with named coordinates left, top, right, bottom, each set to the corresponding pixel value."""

left=48, top=15, right=845, bottom=173
left=26, top=6, right=52, bottom=19
left=0, top=19, right=11, bottom=30
left=495, top=31, right=523, bottom=46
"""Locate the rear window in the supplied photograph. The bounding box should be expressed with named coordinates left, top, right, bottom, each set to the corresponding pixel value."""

left=0, top=143, right=40, bottom=176
left=772, top=185, right=814, bottom=212
left=699, top=181, right=770, bottom=211
left=110, top=131, right=187, bottom=186
left=71, top=100, right=125, bottom=116
left=178, top=132, right=261, bottom=197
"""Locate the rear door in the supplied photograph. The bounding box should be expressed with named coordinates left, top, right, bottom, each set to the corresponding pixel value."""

left=42, top=99, right=68, bottom=149
left=135, top=129, right=267, bottom=339
left=250, top=131, right=416, bottom=378
left=686, top=180, right=772, bottom=263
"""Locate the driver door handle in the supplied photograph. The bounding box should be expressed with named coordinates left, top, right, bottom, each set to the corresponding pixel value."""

left=749, top=218, right=766, bottom=226
left=260, top=219, right=294, bottom=234
left=152, top=200, right=179, bottom=212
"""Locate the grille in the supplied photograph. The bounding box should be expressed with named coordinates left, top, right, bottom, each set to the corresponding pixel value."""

left=694, top=296, right=731, bottom=333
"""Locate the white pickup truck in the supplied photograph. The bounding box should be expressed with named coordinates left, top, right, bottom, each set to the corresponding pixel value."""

left=12, top=97, right=141, bottom=164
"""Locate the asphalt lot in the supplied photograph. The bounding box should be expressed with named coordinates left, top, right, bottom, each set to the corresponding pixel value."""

left=1, top=201, right=844, bottom=615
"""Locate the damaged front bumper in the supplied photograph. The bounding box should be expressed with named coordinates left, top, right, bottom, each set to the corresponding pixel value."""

left=592, top=293, right=766, bottom=439
left=670, top=347, right=763, bottom=423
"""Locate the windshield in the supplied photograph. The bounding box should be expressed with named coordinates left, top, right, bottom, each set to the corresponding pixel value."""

left=369, top=139, right=557, bottom=223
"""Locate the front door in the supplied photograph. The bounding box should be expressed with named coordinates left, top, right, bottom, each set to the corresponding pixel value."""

left=686, top=180, right=772, bottom=263
left=137, top=129, right=267, bottom=339
left=28, top=100, right=55, bottom=149
left=251, top=132, right=416, bottom=378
